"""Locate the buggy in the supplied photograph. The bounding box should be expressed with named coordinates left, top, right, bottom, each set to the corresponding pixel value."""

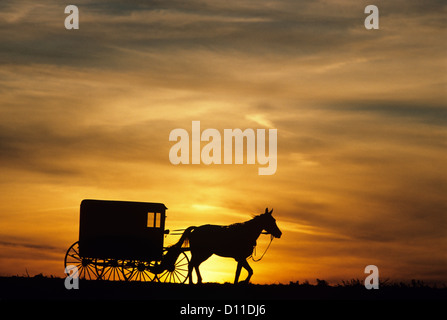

left=64, top=199, right=189, bottom=283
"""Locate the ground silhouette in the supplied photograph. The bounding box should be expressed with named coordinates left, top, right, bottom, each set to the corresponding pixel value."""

left=1, top=275, right=445, bottom=301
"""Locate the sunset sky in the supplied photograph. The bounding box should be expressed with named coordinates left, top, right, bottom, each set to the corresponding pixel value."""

left=0, top=0, right=446, bottom=285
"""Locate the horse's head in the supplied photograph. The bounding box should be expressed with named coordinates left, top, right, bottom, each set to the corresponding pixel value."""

left=259, top=208, right=282, bottom=238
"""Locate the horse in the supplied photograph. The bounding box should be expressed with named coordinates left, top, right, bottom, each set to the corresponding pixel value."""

left=171, top=208, right=282, bottom=284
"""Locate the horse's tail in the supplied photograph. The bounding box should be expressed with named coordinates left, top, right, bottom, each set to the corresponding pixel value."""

left=172, top=226, right=196, bottom=248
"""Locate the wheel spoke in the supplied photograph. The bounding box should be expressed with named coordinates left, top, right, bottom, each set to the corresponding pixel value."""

left=173, top=270, right=181, bottom=283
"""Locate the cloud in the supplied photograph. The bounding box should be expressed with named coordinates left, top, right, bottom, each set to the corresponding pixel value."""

left=0, top=239, right=59, bottom=252
left=330, top=100, right=447, bottom=126
left=2, top=0, right=442, bottom=70
left=0, top=119, right=174, bottom=179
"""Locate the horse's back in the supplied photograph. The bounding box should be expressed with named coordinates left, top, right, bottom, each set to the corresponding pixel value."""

left=189, top=224, right=254, bottom=259
left=191, top=224, right=227, bottom=238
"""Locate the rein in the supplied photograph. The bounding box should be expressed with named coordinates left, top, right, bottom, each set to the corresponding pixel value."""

left=250, top=234, right=274, bottom=262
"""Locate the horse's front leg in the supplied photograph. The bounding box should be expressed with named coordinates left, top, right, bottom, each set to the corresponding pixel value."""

left=234, top=261, right=242, bottom=284
left=240, top=259, right=253, bottom=283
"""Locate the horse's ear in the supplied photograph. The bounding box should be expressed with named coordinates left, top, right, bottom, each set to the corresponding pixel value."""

left=265, top=208, right=269, bottom=214
left=269, top=208, right=273, bottom=215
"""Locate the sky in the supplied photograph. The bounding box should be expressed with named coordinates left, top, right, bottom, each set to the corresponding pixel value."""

left=0, top=0, right=446, bottom=284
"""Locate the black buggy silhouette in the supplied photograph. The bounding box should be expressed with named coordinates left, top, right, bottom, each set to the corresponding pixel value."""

left=64, top=199, right=189, bottom=283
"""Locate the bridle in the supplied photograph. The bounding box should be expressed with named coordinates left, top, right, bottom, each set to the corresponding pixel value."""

left=250, top=234, right=274, bottom=262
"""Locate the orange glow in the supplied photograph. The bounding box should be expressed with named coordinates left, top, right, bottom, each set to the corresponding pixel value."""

left=0, top=1, right=446, bottom=286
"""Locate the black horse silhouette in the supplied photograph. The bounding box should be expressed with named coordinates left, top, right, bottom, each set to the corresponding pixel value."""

left=171, top=208, right=282, bottom=284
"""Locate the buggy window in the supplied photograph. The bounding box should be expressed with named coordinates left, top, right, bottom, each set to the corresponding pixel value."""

left=147, top=212, right=161, bottom=228
left=155, top=212, right=161, bottom=228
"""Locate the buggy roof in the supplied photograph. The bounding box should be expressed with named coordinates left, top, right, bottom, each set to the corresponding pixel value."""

left=81, top=199, right=167, bottom=213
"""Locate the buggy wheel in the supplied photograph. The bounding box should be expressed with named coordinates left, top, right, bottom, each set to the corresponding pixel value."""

left=64, top=241, right=98, bottom=280
left=157, top=250, right=189, bottom=284
left=95, top=258, right=127, bottom=281
left=125, top=261, right=157, bottom=282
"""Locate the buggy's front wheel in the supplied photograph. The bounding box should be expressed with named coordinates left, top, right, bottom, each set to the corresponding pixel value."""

left=156, top=249, right=189, bottom=284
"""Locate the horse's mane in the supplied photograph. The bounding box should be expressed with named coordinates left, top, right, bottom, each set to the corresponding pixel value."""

left=226, top=214, right=261, bottom=230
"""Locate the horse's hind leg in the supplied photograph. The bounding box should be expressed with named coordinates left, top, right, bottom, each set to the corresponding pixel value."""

left=188, top=251, right=211, bottom=284
left=194, top=265, right=202, bottom=284
left=187, top=260, right=194, bottom=284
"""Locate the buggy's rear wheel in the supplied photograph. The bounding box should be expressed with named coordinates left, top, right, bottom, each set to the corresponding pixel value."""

left=64, top=241, right=98, bottom=280
left=157, top=249, right=189, bottom=284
